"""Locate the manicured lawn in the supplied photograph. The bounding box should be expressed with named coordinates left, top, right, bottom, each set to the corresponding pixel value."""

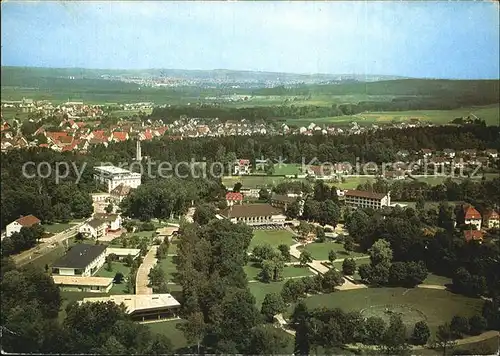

left=299, top=242, right=367, bottom=260
left=423, top=273, right=452, bottom=286
left=332, top=257, right=370, bottom=274
left=147, top=319, right=188, bottom=350
left=249, top=281, right=286, bottom=308
left=250, top=229, right=296, bottom=249
left=288, top=288, right=484, bottom=333
left=95, top=261, right=131, bottom=279
left=282, top=266, right=314, bottom=278
left=158, top=255, right=178, bottom=283
left=42, top=223, right=73, bottom=234
left=273, top=163, right=303, bottom=176
left=333, top=176, right=374, bottom=190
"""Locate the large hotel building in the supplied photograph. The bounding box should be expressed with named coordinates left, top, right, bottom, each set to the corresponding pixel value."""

left=344, top=189, right=391, bottom=209
left=94, top=165, right=142, bottom=193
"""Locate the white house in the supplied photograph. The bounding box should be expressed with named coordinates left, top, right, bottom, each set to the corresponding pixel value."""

left=5, top=215, right=41, bottom=238
left=79, top=219, right=106, bottom=239
left=52, top=244, right=107, bottom=277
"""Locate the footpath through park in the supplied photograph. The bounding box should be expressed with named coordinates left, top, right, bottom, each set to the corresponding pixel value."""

left=135, top=245, right=159, bottom=295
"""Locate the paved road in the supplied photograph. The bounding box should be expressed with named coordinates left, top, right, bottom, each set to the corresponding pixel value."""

left=135, top=245, right=159, bottom=295
left=14, top=223, right=83, bottom=267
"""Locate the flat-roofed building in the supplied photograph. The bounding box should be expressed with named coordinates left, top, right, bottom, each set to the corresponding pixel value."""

left=81, top=294, right=181, bottom=322
left=94, top=165, right=142, bottom=193
left=52, top=244, right=107, bottom=277
left=344, top=190, right=391, bottom=209
left=220, top=203, right=287, bottom=227
left=52, top=275, right=113, bottom=293
left=105, top=247, right=140, bottom=260
left=156, top=226, right=179, bottom=242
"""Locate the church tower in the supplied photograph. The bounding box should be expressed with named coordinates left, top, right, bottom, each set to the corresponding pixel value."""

left=135, top=140, right=142, bottom=161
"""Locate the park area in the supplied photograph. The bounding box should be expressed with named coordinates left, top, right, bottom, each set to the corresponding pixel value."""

left=287, top=288, right=484, bottom=334
left=298, top=241, right=368, bottom=261
left=249, top=229, right=296, bottom=249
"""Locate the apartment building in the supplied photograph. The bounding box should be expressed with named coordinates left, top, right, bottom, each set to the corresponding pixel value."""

left=344, top=190, right=391, bottom=209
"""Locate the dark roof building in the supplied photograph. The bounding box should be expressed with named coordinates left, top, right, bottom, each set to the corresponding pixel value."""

left=52, top=244, right=107, bottom=270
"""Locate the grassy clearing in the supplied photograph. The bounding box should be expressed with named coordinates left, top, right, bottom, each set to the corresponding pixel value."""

left=288, top=288, right=483, bottom=334
left=158, top=255, right=178, bottom=283
left=299, top=242, right=367, bottom=261
left=273, top=163, right=303, bottom=176
left=423, top=273, right=452, bottom=286
left=332, top=257, right=370, bottom=273
left=42, top=223, right=73, bottom=234
left=250, top=229, right=296, bottom=250
left=249, top=280, right=286, bottom=309
left=95, top=261, right=131, bottom=278
left=330, top=176, right=374, bottom=190
left=146, top=319, right=188, bottom=350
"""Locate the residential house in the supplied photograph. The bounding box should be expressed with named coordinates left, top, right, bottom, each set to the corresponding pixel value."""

left=464, top=230, right=484, bottom=242
left=112, top=131, right=129, bottom=142
left=110, top=183, right=133, bottom=203
left=233, top=159, right=251, bottom=175
left=226, top=192, right=243, bottom=206
left=443, top=149, right=456, bottom=158
left=79, top=218, right=107, bottom=239
left=421, top=149, right=433, bottom=158
left=51, top=244, right=107, bottom=277
left=484, top=149, right=498, bottom=159
left=483, top=210, right=499, bottom=229
left=94, top=213, right=122, bottom=232
left=464, top=206, right=482, bottom=230
left=5, top=214, right=41, bottom=238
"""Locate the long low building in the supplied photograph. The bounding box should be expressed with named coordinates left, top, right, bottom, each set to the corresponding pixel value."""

left=344, top=189, right=391, bottom=209
left=220, top=203, right=287, bottom=227
left=105, top=247, right=140, bottom=260
left=52, top=244, right=107, bottom=277
left=81, top=294, right=181, bottom=322
left=52, top=275, right=113, bottom=293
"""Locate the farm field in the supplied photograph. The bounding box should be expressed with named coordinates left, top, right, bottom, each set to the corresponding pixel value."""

left=284, top=104, right=500, bottom=127
left=287, top=288, right=484, bottom=334
left=299, top=241, right=368, bottom=261
left=249, top=229, right=296, bottom=249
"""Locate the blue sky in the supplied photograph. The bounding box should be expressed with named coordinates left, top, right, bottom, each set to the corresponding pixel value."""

left=1, top=1, right=499, bottom=79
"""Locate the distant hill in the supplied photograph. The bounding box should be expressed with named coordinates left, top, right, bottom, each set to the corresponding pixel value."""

left=0, top=66, right=407, bottom=84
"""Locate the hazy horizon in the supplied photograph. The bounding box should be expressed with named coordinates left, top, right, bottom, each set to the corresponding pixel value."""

left=2, top=1, right=499, bottom=79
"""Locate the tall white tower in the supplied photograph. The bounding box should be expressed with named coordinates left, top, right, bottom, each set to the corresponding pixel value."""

left=135, top=140, right=142, bottom=161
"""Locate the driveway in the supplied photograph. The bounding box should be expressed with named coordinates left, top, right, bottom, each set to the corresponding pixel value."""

left=135, top=245, right=159, bottom=295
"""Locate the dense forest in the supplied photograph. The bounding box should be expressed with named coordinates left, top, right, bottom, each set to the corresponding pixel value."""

left=1, top=125, right=499, bottom=228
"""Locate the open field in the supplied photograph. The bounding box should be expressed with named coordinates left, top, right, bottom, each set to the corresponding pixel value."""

left=284, top=104, right=500, bottom=127
left=272, top=163, right=303, bottom=176
left=288, top=288, right=484, bottom=333
left=332, top=176, right=374, bottom=189
left=299, top=241, right=368, bottom=261
left=222, top=175, right=291, bottom=189
left=250, top=229, right=296, bottom=249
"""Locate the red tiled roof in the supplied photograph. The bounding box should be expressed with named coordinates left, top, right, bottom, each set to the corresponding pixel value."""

left=46, top=132, right=68, bottom=141
left=142, top=130, right=153, bottom=140
left=113, top=132, right=128, bottom=141
left=92, top=130, right=105, bottom=138
left=220, top=203, right=282, bottom=218
left=39, top=143, right=49, bottom=148
left=345, top=189, right=387, bottom=200
left=464, top=230, right=483, bottom=242
left=484, top=210, right=499, bottom=220
left=464, top=206, right=481, bottom=220
left=226, top=192, right=243, bottom=201
left=238, top=159, right=250, bottom=165
left=15, top=214, right=41, bottom=227
left=156, top=126, right=168, bottom=135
